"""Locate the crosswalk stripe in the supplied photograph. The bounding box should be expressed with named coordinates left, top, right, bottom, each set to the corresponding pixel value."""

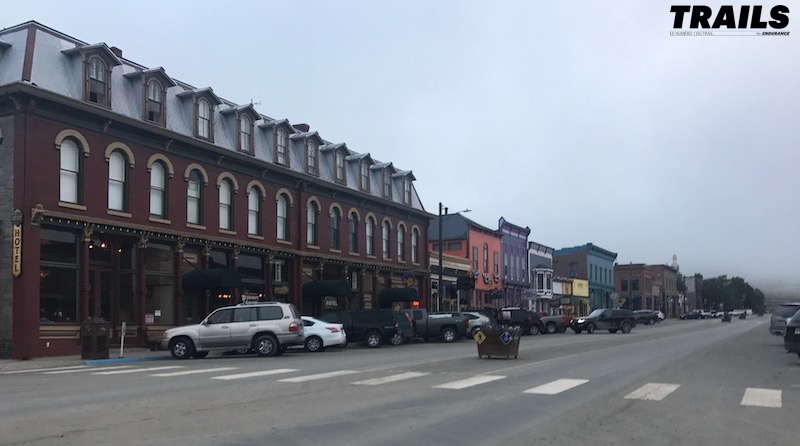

left=93, top=366, right=183, bottom=375
left=524, top=379, right=589, bottom=395
left=741, top=388, right=782, bottom=408
left=0, top=365, right=89, bottom=375
left=44, top=366, right=134, bottom=375
left=433, top=375, right=505, bottom=390
left=211, top=369, right=297, bottom=381
left=624, top=383, right=680, bottom=401
left=150, top=367, right=239, bottom=377
left=279, top=370, right=358, bottom=383
left=353, top=372, right=430, bottom=385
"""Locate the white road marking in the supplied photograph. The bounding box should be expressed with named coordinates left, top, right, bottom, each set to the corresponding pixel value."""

left=524, top=379, right=589, bottom=395
left=211, top=369, right=298, bottom=381
left=624, top=383, right=680, bottom=401
left=44, top=366, right=134, bottom=374
left=433, top=375, right=505, bottom=390
left=353, top=372, right=430, bottom=385
left=1, top=365, right=89, bottom=375
left=279, top=370, right=359, bottom=383
left=93, top=366, right=183, bottom=375
left=150, top=367, right=239, bottom=377
left=741, top=388, right=782, bottom=408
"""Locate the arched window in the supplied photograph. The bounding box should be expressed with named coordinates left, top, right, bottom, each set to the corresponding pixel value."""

left=276, top=129, right=287, bottom=165
left=88, top=57, right=107, bottom=105
left=248, top=186, right=261, bottom=236
left=307, top=201, right=318, bottom=245
left=330, top=208, right=341, bottom=250
left=348, top=213, right=359, bottom=253
left=150, top=161, right=167, bottom=218
left=483, top=243, right=489, bottom=273
left=219, top=179, right=233, bottom=230
left=146, top=80, right=164, bottom=124
left=366, top=217, right=375, bottom=256
left=277, top=194, right=289, bottom=240
left=197, top=99, right=211, bottom=139
left=187, top=170, right=203, bottom=225
left=397, top=224, right=406, bottom=262
left=411, top=228, right=420, bottom=263
left=382, top=221, right=391, bottom=259
left=108, top=150, right=128, bottom=211
left=239, top=115, right=252, bottom=153
left=59, top=139, right=82, bottom=204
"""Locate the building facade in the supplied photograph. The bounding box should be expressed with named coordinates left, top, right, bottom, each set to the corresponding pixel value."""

left=553, top=243, right=617, bottom=310
left=527, top=241, right=554, bottom=313
left=498, top=217, right=530, bottom=308
left=0, top=22, right=431, bottom=359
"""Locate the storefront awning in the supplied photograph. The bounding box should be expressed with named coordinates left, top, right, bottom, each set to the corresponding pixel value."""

left=182, top=269, right=242, bottom=289
left=379, top=287, right=420, bottom=303
left=302, top=280, right=352, bottom=299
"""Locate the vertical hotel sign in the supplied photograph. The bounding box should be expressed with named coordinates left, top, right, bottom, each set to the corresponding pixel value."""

left=11, top=209, right=23, bottom=277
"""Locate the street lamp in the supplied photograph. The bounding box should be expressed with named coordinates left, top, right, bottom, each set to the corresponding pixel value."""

left=437, top=202, right=470, bottom=312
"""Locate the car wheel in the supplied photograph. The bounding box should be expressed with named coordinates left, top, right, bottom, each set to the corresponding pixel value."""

left=305, top=335, right=324, bottom=352
left=441, top=327, right=457, bottom=343
left=587, top=323, right=595, bottom=334
left=528, top=325, right=540, bottom=336
left=621, top=322, right=633, bottom=333
left=609, top=329, right=618, bottom=333
left=365, top=331, right=383, bottom=348
left=192, top=351, right=209, bottom=359
left=169, top=337, right=195, bottom=360
left=546, top=322, right=557, bottom=334
left=255, top=334, right=279, bottom=357
left=390, top=333, right=404, bottom=346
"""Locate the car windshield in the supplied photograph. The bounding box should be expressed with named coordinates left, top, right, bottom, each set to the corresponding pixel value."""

left=775, top=305, right=800, bottom=317
left=587, top=309, right=605, bottom=318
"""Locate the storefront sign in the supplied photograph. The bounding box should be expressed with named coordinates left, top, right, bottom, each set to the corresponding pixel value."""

left=324, top=296, right=338, bottom=310
left=273, top=285, right=289, bottom=296
left=145, top=313, right=155, bottom=324
left=12, top=218, right=22, bottom=277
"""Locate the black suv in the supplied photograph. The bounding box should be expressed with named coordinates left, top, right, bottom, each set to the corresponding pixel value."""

left=633, top=310, right=659, bottom=325
left=571, top=309, right=636, bottom=334
left=319, top=310, right=398, bottom=348
left=499, top=308, right=544, bottom=335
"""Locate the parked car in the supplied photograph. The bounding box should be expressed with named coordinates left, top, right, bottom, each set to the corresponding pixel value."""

left=571, top=309, right=636, bottom=334
left=654, top=310, right=665, bottom=321
left=539, top=314, right=570, bottom=334
left=770, top=302, right=800, bottom=336
left=401, top=309, right=469, bottom=342
left=300, top=316, right=347, bottom=352
left=392, top=311, right=415, bottom=345
left=680, top=310, right=704, bottom=320
left=633, top=310, right=659, bottom=325
left=319, top=310, right=398, bottom=348
left=784, top=307, right=800, bottom=359
left=159, top=302, right=304, bottom=359
left=462, top=311, right=492, bottom=337
left=463, top=308, right=498, bottom=324
left=499, top=308, right=545, bottom=335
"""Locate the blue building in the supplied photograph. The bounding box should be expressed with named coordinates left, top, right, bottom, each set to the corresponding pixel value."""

left=498, top=217, right=530, bottom=308
left=553, top=243, right=618, bottom=310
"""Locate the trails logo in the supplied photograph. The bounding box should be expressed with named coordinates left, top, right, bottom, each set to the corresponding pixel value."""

left=670, top=5, right=790, bottom=36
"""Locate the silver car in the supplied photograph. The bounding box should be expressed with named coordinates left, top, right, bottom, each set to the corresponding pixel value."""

left=159, top=302, right=304, bottom=359
left=770, top=302, right=800, bottom=336
left=462, top=311, right=491, bottom=337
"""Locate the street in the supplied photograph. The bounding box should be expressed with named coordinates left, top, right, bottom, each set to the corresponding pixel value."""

left=1, top=317, right=796, bottom=446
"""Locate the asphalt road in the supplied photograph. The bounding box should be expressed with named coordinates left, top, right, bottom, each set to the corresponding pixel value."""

left=1, top=316, right=796, bottom=446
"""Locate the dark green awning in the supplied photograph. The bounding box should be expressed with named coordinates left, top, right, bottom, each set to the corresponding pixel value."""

left=379, top=287, right=420, bottom=303
left=302, top=280, right=353, bottom=299
left=182, top=269, right=242, bottom=289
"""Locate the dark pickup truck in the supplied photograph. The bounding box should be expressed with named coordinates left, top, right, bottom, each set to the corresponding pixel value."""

left=319, top=310, right=398, bottom=348
left=401, top=309, right=469, bottom=342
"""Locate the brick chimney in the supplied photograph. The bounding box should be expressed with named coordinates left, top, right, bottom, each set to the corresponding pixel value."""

left=110, top=46, right=123, bottom=58
left=293, top=123, right=310, bottom=132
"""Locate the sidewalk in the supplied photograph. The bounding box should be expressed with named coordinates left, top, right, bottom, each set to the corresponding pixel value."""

left=0, top=347, right=171, bottom=373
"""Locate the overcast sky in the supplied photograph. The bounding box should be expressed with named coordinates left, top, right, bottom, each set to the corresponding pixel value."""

left=6, top=1, right=798, bottom=288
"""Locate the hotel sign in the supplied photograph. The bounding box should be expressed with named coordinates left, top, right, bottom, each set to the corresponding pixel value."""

left=11, top=210, right=23, bottom=277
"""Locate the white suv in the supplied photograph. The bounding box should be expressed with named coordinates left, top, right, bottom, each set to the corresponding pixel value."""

left=159, top=302, right=304, bottom=359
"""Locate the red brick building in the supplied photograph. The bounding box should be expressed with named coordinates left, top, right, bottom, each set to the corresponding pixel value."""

left=0, top=22, right=431, bottom=358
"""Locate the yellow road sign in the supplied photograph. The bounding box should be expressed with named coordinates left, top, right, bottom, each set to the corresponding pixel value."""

left=474, top=330, right=487, bottom=344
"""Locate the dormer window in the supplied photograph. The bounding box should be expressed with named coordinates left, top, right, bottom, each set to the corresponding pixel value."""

left=276, top=129, right=288, bottom=166
left=197, top=99, right=211, bottom=139
left=239, top=114, right=253, bottom=154
left=179, top=87, right=221, bottom=142
left=146, top=80, right=164, bottom=124
left=88, top=57, right=109, bottom=106
left=335, top=152, right=345, bottom=184
left=383, top=170, right=392, bottom=198
left=403, top=178, right=412, bottom=204
left=360, top=162, right=369, bottom=191
left=306, top=142, right=318, bottom=175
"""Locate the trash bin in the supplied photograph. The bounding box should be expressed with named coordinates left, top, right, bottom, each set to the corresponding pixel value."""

left=81, top=317, right=110, bottom=360
left=475, top=325, right=521, bottom=359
